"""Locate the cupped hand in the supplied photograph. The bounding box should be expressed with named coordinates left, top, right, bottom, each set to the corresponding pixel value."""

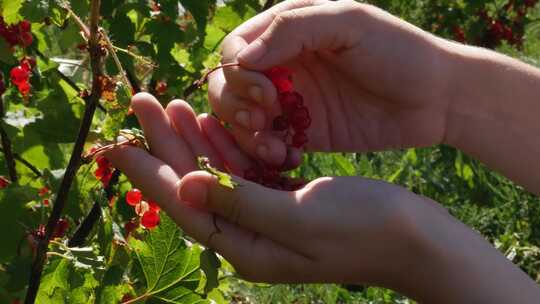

left=105, top=92, right=451, bottom=292
left=208, top=0, right=454, bottom=166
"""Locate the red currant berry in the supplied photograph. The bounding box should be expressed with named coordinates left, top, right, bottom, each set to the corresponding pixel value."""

left=147, top=200, right=161, bottom=212
left=10, top=66, right=29, bottom=85
left=141, top=210, right=160, bottom=229
left=279, top=91, right=303, bottom=114
left=264, top=67, right=293, bottom=93
left=20, top=32, right=33, bottom=47
left=0, top=176, right=10, bottom=188
left=290, top=106, right=311, bottom=130
left=124, top=219, right=138, bottom=236
left=292, top=132, right=308, bottom=148
left=38, top=187, right=49, bottom=196
left=19, top=20, right=31, bottom=32
left=126, top=188, right=143, bottom=206
left=52, top=218, right=69, bottom=238
left=156, top=80, right=167, bottom=95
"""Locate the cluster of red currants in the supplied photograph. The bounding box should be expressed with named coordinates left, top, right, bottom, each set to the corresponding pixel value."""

left=266, top=67, right=311, bottom=148
left=52, top=218, right=70, bottom=238
left=125, top=188, right=161, bottom=230
left=469, top=0, right=537, bottom=48
left=0, top=17, right=32, bottom=48
left=39, top=186, right=51, bottom=207
left=242, top=67, right=310, bottom=191
left=94, top=153, right=114, bottom=187
left=10, top=57, right=35, bottom=97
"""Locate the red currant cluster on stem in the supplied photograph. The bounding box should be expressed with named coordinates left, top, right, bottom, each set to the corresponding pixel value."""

left=0, top=17, right=32, bottom=48
left=242, top=67, right=310, bottom=191
left=38, top=186, right=51, bottom=207
left=92, top=148, right=114, bottom=187
left=10, top=57, right=35, bottom=97
left=125, top=188, right=161, bottom=230
left=266, top=67, right=311, bottom=148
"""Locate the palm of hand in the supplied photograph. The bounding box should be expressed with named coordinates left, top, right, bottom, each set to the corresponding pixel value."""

left=288, top=52, right=447, bottom=152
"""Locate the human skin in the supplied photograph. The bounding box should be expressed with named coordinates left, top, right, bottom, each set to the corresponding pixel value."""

left=106, top=0, right=540, bottom=302
left=107, top=92, right=539, bottom=304
left=209, top=0, right=540, bottom=195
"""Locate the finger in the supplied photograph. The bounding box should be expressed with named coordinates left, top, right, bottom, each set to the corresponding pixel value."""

left=231, top=125, right=287, bottom=167
left=217, top=1, right=327, bottom=106
left=106, top=146, right=312, bottom=283
left=198, top=113, right=253, bottom=176
left=225, top=0, right=329, bottom=46
left=207, top=72, right=271, bottom=131
left=179, top=170, right=308, bottom=252
left=131, top=92, right=197, bottom=175
left=165, top=99, right=224, bottom=169
left=237, top=1, right=359, bottom=70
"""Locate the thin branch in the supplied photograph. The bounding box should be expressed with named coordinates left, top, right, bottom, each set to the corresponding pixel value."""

left=0, top=148, right=42, bottom=177
left=55, top=69, right=107, bottom=113
left=24, top=1, right=103, bottom=303
left=0, top=97, right=18, bottom=182
left=100, top=29, right=133, bottom=93
left=68, top=169, right=120, bottom=247
left=262, top=0, right=275, bottom=11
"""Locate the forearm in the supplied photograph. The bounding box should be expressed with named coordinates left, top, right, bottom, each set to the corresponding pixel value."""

left=441, top=42, right=540, bottom=194
left=395, top=203, right=540, bottom=303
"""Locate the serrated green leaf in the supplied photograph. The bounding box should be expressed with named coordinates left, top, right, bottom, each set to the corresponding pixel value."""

left=129, top=214, right=204, bottom=302
left=37, top=259, right=71, bottom=298
left=1, top=0, right=23, bottom=24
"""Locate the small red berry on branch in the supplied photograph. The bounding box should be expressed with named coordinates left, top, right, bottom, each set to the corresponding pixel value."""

left=126, top=188, right=143, bottom=206
left=124, top=188, right=161, bottom=229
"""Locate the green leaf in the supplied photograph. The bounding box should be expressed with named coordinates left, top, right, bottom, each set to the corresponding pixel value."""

left=333, top=153, right=356, bottom=176
left=180, top=0, right=215, bottom=37
left=198, top=156, right=237, bottom=189
left=1, top=0, right=23, bottom=24
left=129, top=214, right=205, bottom=302
left=200, top=249, right=220, bottom=293
left=37, top=259, right=71, bottom=299
left=0, top=184, right=38, bottom=262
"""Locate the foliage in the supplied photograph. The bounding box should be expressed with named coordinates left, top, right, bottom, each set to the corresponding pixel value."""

left=0, top=0, right=539, bottom=303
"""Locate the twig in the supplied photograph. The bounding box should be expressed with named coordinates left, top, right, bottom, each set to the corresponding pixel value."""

left=183, top=63, right=240, bottom=99
left=0, top=148, right=42, bottom=177
left=262, top=0, right=275, bottom=11
left=100, top=28, right=133, bottom=93
left=24, top=1, right=104, bottom=303
left=0, top=97, right=18, bottom=182
left=67, top=169, right=120, bottom=247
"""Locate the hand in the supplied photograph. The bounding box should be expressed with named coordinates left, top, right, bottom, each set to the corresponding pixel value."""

left=208, top=0, right=453, bottom=166
left=107, top=93, right=540, bottom=304
left=105, top=92, right=436, bottom=289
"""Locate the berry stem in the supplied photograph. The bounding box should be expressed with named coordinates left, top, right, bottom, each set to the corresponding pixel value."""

left=25, top=1, right=104, bottom=303
left=184, top=63, right=241, bottom=99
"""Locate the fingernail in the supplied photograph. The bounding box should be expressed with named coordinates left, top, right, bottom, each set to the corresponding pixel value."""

left=235, top=111, right=251, bottom=129
left=248, top=86, right=264, bottom=104
left=257, top=145, right=269, bottom=160
left=179, top=180, right=207, bottom=206
left=238, top=39, right=267, bottom=64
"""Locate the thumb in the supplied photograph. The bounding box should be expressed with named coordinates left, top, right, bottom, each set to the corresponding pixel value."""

left=179, top=171, right=304, bottom=246
left=237, top=1, right=360, bottom=70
